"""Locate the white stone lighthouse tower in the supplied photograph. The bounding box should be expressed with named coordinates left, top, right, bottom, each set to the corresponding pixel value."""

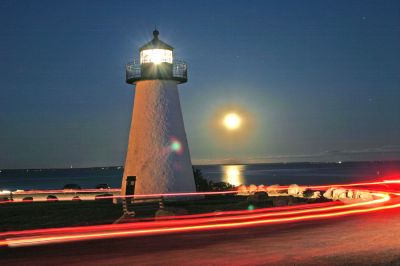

left=122, top=30, right=196, bottom=195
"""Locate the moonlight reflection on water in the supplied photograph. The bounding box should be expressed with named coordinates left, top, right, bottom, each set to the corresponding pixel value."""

left=222, top=165, right=245, bottom=186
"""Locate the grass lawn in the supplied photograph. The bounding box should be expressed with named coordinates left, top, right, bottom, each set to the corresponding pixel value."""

left=1, top=195, right=322, bottom=231
left=0, top=200, right=123, bottom=232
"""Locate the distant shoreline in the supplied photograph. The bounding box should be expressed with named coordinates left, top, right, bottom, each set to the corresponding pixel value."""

left=1, top=159, right=399, bottom=171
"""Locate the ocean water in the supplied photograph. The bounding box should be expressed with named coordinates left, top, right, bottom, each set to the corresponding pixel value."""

left=0, top=161, right=399, bottom=191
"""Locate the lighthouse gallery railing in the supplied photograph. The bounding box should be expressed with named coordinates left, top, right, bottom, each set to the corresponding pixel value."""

left=126, top=60, right=188, bottom=82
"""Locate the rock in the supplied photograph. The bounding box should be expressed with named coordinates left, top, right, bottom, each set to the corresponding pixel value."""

left=288, top=184, right=303, bottom=196
left=303, top=190, right=321, bottom=199
left=323, top=188, right=335, bottom=199
left=331, top=188, right=346, bottom=200
left=266, top=184, right=281, bottom=196
left=257, top=184, right=266, bottom=192
left=359, top=192, right=374, bottom=201
left=312, top=191, right=321, bottom=199
left=347, top=190, right=354, bottom=199
left=248, top=184, right=258, bottom=194
left=323, top=187, right=375, bottom=202
left=237, top=185, right=248, bottom=195
left=338, top=193, right=348, bottom=200
left=324, top=188, right=350, bottom=201
left=354, top=190, right=363, bottom=199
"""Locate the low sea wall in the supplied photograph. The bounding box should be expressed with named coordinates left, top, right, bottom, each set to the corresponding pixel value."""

left=7, top=189, right=121, bottom=202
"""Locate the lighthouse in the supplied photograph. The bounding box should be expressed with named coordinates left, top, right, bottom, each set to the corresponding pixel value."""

left=121, top=30, right=196, bottom=196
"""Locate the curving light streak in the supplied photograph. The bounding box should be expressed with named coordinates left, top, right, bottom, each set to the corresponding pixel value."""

left=0, top=201, right=340, bottom=240
left=1, top=180, right=400, bottom=248
left=1, top=195, right=396, bottom=247
left=3, top=193, right=396, bottom=248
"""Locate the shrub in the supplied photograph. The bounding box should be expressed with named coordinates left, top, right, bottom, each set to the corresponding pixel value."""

left=303, top=189, right=315, bottom=198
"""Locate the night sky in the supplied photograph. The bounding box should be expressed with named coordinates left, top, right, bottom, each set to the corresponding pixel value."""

left=1, top=0, right=399, bottom=168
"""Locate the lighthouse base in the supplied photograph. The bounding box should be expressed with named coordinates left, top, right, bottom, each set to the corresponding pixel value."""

left=121, top=80, right=196, bottom=196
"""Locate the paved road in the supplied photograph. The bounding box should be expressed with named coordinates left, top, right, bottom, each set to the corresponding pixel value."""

left=1, top=207, right=400, bottom=266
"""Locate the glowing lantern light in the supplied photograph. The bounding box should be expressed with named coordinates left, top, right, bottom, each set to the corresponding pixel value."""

left=139, top=30, right=173, bottom=65
left=140, top=49, right=173, bottom=64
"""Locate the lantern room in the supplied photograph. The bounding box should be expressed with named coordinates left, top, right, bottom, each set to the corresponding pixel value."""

left=126, top=30, right=188, bottom=84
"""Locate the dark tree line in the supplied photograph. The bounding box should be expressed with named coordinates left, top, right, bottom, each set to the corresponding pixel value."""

left=193, top=167, right=235, bottom=192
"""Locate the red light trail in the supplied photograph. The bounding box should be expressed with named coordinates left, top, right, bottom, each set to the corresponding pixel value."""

left=1, top=180, right=400, bottom=248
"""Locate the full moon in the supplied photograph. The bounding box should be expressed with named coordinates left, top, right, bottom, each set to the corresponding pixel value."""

left=223, top=113, right=241, bottom=130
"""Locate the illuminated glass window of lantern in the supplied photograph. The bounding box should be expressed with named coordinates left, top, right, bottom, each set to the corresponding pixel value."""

left=140, top=49, right=173, bottom=64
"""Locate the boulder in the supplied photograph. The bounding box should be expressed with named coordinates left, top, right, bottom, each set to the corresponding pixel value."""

left=359, top=192, right=374, bottom=201
left=312, top=191, right=321, bottom=199
left=248, top=184, right=258, bottom=194
left=266, top=184, right=282, bottom=196
left=331, top=188, right=347, bottom=200
left=323, top=188, right=335, bottom=199
left=354, top=190, right=363, bottom=199
left=237, top=185, right=248, bottom=195
left=323, top=187, right=375, bottom=202
left=288, top=184, right=303, bottom=196
left=302, top=190, right=321, bottom=199
left=347, top=190, right=354, bottom=199
left=257, top=184, right=266, bottom=192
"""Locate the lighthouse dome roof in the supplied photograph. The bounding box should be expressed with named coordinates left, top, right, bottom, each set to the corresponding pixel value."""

left=139, top=30, right=174, bottom=51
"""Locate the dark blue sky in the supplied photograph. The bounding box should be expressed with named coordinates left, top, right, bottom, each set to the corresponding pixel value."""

left=1, top=0, right=399, bottom=168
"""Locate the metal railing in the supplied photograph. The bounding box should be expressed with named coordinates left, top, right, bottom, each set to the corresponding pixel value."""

left=126, top=59, right=188, bottom=82
left=126, top=60, right=141, bottom=81
left=172, top=60, right=188, bottom=79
